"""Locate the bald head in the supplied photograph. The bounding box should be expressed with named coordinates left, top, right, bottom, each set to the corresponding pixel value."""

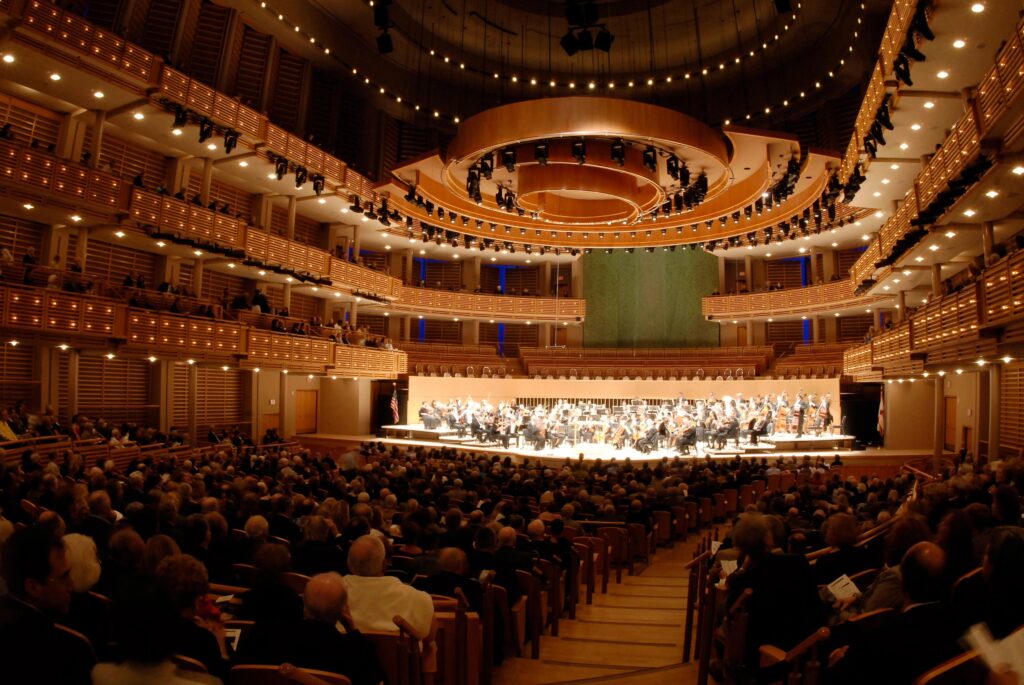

left=347, top=535, right=386, bottom=577
left=527, top=519, right=545, bottom=540
left=304, top=572, right=348, bottom=623
left=498, top=526, right=517, bottom=548
left=437, top=547, right=468, bottom=575
left=900, top=541, right=947, bottom=604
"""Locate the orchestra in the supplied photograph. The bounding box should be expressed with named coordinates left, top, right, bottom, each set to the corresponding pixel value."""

left=413, top=392, right=834, bottom=455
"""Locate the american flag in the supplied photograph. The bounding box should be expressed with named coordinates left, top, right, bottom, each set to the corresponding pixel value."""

left=390, top=388, right=400, bottom=424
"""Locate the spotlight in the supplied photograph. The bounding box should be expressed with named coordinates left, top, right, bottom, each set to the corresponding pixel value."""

left=534, top=142, right=549, bottom=166
left=576, top=28, right=593, bottom=51
left=294, top=165, right=308, bottom=188
left=572, top=140, right=586, bottom=165
left=479, top=153, right=493, bottom=179
left=376, top=32, right=394, bottom=54
left=275, top=157, right=288, bottom=180
left=560, top=31, right=580, bottom=56
left=404, top=185, right=416, bottom=202
left=198, top=118, right=214, bottom=144
left=374, top=0, right=391, bottom=29
left=610, top=138, right=625, bottom=166
left=594, top=27, right=614, bottom=52
left=223, top=128, right=239, bottom=153
left=642, top=146, right=657, bottom=173
left=501, top=147, right=516, bottom=172
left=311, top=174, right=325, bottom=196
left=348, top=196, right=363, bottom=214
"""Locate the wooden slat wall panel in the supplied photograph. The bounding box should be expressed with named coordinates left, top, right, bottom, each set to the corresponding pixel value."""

left=187, top=2, right=230, bottom=87
left=423, top=319, right=461, bottom=343
left=84, top=239, right=157, bottom=285
left=839, top=314, right=873, bottom=342
left=195, top=366, right=247, bottom=430
left=837, top=248, right=866, bottom=275
left=0, top=94, right=62, bottom=147
left=136, top=0, right=182, bottom=59
left=765, top=259, right=805, bottom=290
left=95, top=134, right=166, bottom=189
left=499, top=323, right=539, bottom=346
left=1000, top=362, right=1024, bottom=457
left=289, top=292, right=318, bottom=321
left=186, top=175, right=256, bottom=220
left=77, top=355, right=153, bottom=426
left=0, top=214, right=46, bottom=260
left=199, top=269, right=247, bottom=303
left=172, top=362, right=188, bottom=428
left=422, top=262, right=463, bottom=290
left=268, top=49, right=305, bottom=132
left=359, top=314, right=386, bottom=336
left=305, top=69, right=338, bottom=153
left=505, top=267, right=540, bottom=294
left=294, top=214, right=322, bottom=248
left=767, top=320, right=805, bottom=343
left=232, top=24, right=271, bottom=108
left=0, top=344, right=37, bottom=410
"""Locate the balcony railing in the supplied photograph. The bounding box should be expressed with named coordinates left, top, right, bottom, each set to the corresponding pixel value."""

left=701, top=279, right=886, bottom=319
left=395, top=285, right=586, bottom=321
left=0, top=284, right=116, bottom=335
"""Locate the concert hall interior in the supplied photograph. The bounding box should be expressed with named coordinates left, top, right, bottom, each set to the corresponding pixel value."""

left=1, top=0, right=1023, bottom=684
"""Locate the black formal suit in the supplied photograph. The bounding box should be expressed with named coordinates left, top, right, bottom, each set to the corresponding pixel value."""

left=237, top=619, right=384, bottom=685
left=726, top=553, right=824, bottom=670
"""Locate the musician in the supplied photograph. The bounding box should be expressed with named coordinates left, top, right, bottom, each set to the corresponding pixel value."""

left=419, top=402, right=440, bottom=429
left=817, top=394, right=833, bottom=435
left=793, top=393, right=806, bottom=437
left=674, top=415, right=698, bottom=455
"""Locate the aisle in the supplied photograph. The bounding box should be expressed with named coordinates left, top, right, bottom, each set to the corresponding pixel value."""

left=493, top=535, right=705, bottom=685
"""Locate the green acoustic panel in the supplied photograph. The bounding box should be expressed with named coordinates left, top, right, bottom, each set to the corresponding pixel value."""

left=582, top=249, right=720, bottom=348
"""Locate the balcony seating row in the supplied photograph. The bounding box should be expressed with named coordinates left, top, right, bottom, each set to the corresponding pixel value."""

left=0, top=281, right=407, bottom=377
left=701, top=280, right=886, bottom=320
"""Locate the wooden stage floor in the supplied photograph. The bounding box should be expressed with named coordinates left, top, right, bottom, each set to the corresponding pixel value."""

left=298, top=430, right=944, bottom=475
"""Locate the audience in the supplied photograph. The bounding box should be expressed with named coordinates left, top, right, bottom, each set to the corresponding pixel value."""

left=344, top=535, right=434, bottom=639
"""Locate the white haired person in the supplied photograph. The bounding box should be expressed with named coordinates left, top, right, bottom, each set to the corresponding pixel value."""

left=62, top=533, right=110, bottom=652
left=344, top=535, right=434, bottom=639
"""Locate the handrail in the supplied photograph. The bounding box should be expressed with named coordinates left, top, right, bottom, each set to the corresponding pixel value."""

left=702, top=279, right=888, bottom=319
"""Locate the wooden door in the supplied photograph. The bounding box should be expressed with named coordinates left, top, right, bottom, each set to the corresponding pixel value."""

left=944, top=396, right=957, bottom=451
left=294, top=389, right=318, bottom=434
left=737, top=325, right=748, bottom=347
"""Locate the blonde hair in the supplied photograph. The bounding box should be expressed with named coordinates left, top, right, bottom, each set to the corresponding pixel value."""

left=63, top=533, right=101, bottom=592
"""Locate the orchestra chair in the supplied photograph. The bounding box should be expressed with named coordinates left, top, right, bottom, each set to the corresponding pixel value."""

left=911, top=651, right=986, bottom=685
left=228, top=664, right=352, bottom=685
left=597, top=526, right=631, bottom=581
left=670, top=506, right=688, bottom=542
left=684, top=501, right=700, bottom=533
left=626, top=523, right=653, bottom=568
left=362, top=616, right=427, bottom=685
left=516, top=569, right=543, bottom=659
left=652, top=510, right=673, bottom=547
left=280, top=572, right=311, bottom=596
left=758, top=627, right=830, bottom=685
left=575, top=535, right=610, bottom=596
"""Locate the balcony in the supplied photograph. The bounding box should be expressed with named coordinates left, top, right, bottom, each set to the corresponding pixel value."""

left=701, top=279, right=887, bottom=320
left=394, top=285, right=586, bottom=322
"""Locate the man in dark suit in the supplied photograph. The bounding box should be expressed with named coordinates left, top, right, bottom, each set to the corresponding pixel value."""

left=0, top=526, right=95, bottom=685
left=724, top=514, right=824, bottom=674
left=413, top=547, right=483, bottom=612
left=831, top=542, right=961, bottom=685
left=238, top=572, right=384, bottom=685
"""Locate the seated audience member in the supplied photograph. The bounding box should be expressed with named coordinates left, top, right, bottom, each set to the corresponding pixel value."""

left=237, top=542, right=303, bottom=622
left=394, top=520, right=439, bottom=577
left=974, top=526, right=1024, bottom=638
left=93, top=580, right=221, bottom=685
left=832, top=542, right=960, bottom=685
left=724, top=514, right=822, bottom=672
left=154, top=554, right=229, bottom=680
left=94, top=527, right=145, bottom=601
left=238, top=572, right=384, bottom=685
left=470, top=525, right=523, bottom=605
left=344, top=535, right=434, bottom=639
left=62, top=533, right=110, bottom=654
left=413, top=547, right=484, bottom=612
left=142, top=534, right=181, bottom=575
left=813, top=512, right=870, bottom=585
left=495, top=525, right=537, bottom=570
left=293, top=514, right=346, bottom=576
left=241, top=514, right=270, bottom=562
left=0, top=526, right=94, bottom=685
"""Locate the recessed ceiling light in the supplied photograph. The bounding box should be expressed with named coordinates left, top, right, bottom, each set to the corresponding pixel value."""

left=238, top=161, right=248, bottom=167
left=93, top=91, right=104, bottom=98
left=285, top=276, right=293, bottom=282
left=963, top=209, right=976, bottom=217
left=206, top=143, right=217, bottom=150
left=953, top=39, right=966, bottom=49
left=57, top=344, right=69, bottom=351
left=258, top=270, right=266, bottom=276
left=419, top=249, right=426, bottom=255
left=226, top=262, right=235, bottom=268
left=923, top=101, right=935, bottom=109
left=985, top=190, right=999, bottom=198
left=881, top=178, right=890, bottom=185
left=831, top=242, right=838, bottom=247
left=172, top=128, right=183, bottom=136
left=133, top=111, right=144, bottom=120
left=267, top=173, right=276, bottom=179
left=148, top=355, right=158, bottom=363
left=890, top=163, right=900, bottom=170
left=105, top=352, right=115, bottom=359
left=861, top=234, right=870, bottom=241
left=156, top=241, right=166, bottom=247
left=883, top=285, right=890, bottom=291
left=937, top=71, right=949, bottom=79
left=1014, top=166, right=1024, bottom=176
left=873, top=191, right=882, bottom=197
left=874, top=211, right=884, bottom=218
left=193, top=249, right=203, bottom=256
left=114, top=230, right=125, bottom=238
left=1, top=54, right=13, bottom=63
left=490, top=256, right=497, bottom=261
left=903, top=269, right=911, bottom=276
left=915, top=256, right=925, bottom=262
left=970, top=2, right=985, bottom=13
left=49, top=72, right=61, bottom=81
left=525, top=259, right=532, bottom=263
left=900, top=143, right=909, bottom=150
left=929, top=244, right=940, bottom=251
left=945, top=231, right=957, bottom=238
left=317, top=198, right=326, bottom=204
left=70, top=214, right=82, bottom=222
left=893, top=278, right=901, bottom=284
left=798, top=247, right=806, bottom=253
left=765, top=252, right=772, bottom=257
left=21, top=203, right=33, bottom=210
left=910, top=124, right=922, bottom=131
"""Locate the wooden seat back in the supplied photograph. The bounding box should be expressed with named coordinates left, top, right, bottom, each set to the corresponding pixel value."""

left=652, top=510, right=673, bottom=546
left=670, top=505, right=688, bottom=541
left=515, top=569, right=542, bottom=659
left=362, top=617, right=423, bottom=685
left=912, top=650, right=986, bottom=685
left=596, top=526, right=630, bottom=581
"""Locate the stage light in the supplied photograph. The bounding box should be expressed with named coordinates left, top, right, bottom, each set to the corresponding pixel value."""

left=294, top=166, right=308, bottom=189
left=198, top=117, right=214, bottom=144
left=274, top=157, right=288, bottom=180
left=572, top=140, right=586, bottom=165
left=223, top=129, right=239, bottom=153
left=610, top=138, right=625, bottom=166
left=576, top=28, right=593, bottom=51
left=594, top=28, right=614, bottom=52
left=376, top=32, right=394, bottom=54
left=311, top=174, right=325, bottom=196
left=348, top=196, right=363, bottom=214
left=560, top=31, right=580, bottom=56
left=642, top=146, right=657, bottom=173
left=501, top=147, right=516, bottom=172
left=534, top=142, right=549, bottom=166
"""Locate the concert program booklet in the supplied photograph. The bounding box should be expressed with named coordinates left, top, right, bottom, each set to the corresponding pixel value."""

left=964, top=623, right=1024, bottom=677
